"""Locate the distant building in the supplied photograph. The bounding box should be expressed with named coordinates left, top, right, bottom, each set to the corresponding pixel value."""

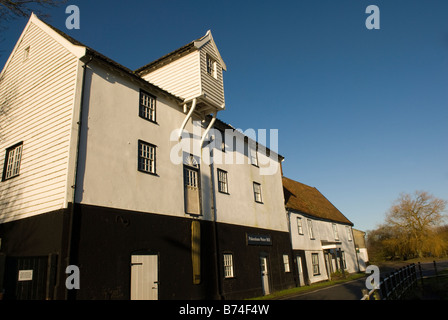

left=283, top=177, right=359, bottom=285
left=353, top=229, right=369, bottom=271
left=0, top=14, right=294, bottom=300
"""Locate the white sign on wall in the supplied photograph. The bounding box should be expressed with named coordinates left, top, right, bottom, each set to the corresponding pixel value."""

left=18, top=270, right=33, bottom=281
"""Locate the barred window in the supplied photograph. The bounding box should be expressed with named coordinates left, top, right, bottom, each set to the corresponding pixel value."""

left=2, top=142, right=23, bottom=181
left=223, top=253, right=234, bottom=278
left=139, top=90, right=156, bottom=122
left=217, top=169, right=228, bottom=194
left=138, top=140, right=156, bottom=174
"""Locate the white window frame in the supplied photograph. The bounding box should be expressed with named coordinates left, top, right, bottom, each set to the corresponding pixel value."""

left=341, top=251, right=347, bottom=269
left=312, top=253, right=320, bottom=275
left=283, top=255, right=290, bottom=273
left=253, top=182, right=262, bottom=203
left=346, top=226, right=352, bottom=241
left=138, top=140, right=156, bottom=175
left=249, top=146, right=258, bottom=166
left=3, top=142, right=23, bottom=181
left=23, top=46, right=30, bottom=61
left=297, top=217, right=303, bottom=235
left=206, top=54, right=217, bottom=79
left=332, top=223, right=339, bottom=240
left=217, top=169, right=229, bottom=194
left=307, top=219, right=315, bottom=239
left=223, top=253, right=234, bottom=278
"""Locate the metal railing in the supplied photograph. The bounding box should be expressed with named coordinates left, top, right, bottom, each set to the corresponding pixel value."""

left=361, top=263, right=418, bottom=300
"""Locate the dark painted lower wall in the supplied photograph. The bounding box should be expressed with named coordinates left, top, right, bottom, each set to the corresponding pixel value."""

left=71, top=203, right=218, bottom=300
left=0, top=208, right=71, bottom=300
left=216, top=223, right=296, bottom=299
left=0, top=203, right=296, bottom=300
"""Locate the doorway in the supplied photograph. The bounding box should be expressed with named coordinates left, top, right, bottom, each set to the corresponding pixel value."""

left=296, top=255, right=305, bottom=286
left=130, top=254, right=159, bottom=300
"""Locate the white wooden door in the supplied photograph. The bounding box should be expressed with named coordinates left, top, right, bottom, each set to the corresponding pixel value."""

left=260, top=256, right=270, bottom=295
left=131, top=255, right=158, bottom=300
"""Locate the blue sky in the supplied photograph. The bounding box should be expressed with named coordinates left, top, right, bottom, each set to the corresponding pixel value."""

left=1, top=0, right=447, bottom=232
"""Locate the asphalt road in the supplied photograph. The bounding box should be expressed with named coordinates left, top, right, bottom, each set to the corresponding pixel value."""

left=281, top=260, right=448, bottom=300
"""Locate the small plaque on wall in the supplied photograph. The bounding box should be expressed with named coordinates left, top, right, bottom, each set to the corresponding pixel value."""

left=18, top=270, right=33, bottom=281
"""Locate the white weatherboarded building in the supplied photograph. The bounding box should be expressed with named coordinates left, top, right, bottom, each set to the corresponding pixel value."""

left=283, top=177, right=359, bottom=285
left=0, top=14, right=294, bottom=300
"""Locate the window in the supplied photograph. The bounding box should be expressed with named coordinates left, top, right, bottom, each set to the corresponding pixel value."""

left=249, top=146, right=258, bottom=166
left=346, top=226, right=352, bottom=241
left=332, top=223, right=339, bottom=240
left=206, top=54, right=217, bottom=79
left=139, top=90, right=156, bottom=122
left=2, top=142, right=23, bottom=181
left=184, top=155, right=201, bottom=215
left=185, top=167, right=199, bottom=188
left=297, top=217, right=303, bottom=235
left=217, top=169, right=229, bottom=194
left=312, top=253, right=320, bottom=275
left=253, top=182, right=262, bottom=203
left=138, top=140, right=156, bottom=174
left=341, top=251, right=347, bottom=269
left=283, top=255, right=290, bottom=273
left=217, top=129, right=225, bottom=152
left=223, top=253, right=234, bottom=278
left=23, top=46, right=30, bottom=61
left=307, top=219, right=315, bottom=239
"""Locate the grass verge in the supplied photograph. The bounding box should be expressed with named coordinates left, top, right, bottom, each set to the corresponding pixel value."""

left=248, top=272, right=366, bottom=300
left=405, top=269, right=448, bottom=300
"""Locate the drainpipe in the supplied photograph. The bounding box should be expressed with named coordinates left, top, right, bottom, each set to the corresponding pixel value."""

left=208, top=140, right=223, bottom=299
left=66, top=56, right=93, bottom=300
left=178, top=98, right=197, bottom=141
left=200, top=112, right=217, bottom=148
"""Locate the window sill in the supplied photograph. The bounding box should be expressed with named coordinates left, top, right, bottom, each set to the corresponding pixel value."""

left=139, top=116, right=159, bottom=125
left=137, top=169, right=159, bottom=177
left=2, top=174, right=20, bottom=182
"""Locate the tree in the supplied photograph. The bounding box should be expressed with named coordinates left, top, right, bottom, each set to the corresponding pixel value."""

left=385, top=191, right=447, bottom=259
left=0, top=0, right=66, bottom=21
left=0, top=0, right=67, bottom=56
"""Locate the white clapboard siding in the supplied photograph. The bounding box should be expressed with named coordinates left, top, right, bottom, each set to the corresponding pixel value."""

left=142, top=51, right=201, bottom=101
left=200, top=41, right=225, bottom=108
left=0, top=21, right=79, bottom=223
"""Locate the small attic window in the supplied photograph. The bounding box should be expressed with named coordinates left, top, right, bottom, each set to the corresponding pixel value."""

left=206, top=54, right=217, bottom=79
left=23, top=46, right=30, bottom=61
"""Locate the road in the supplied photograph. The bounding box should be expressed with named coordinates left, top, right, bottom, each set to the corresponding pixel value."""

left=281, top=260, right=448, bottom=300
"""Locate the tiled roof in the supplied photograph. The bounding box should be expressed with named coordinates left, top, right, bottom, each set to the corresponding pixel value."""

left=283, top=176, right=353, bottom=225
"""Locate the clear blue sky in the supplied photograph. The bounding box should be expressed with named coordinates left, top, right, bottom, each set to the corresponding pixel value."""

left=1, top=0, right=447, bottom=232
